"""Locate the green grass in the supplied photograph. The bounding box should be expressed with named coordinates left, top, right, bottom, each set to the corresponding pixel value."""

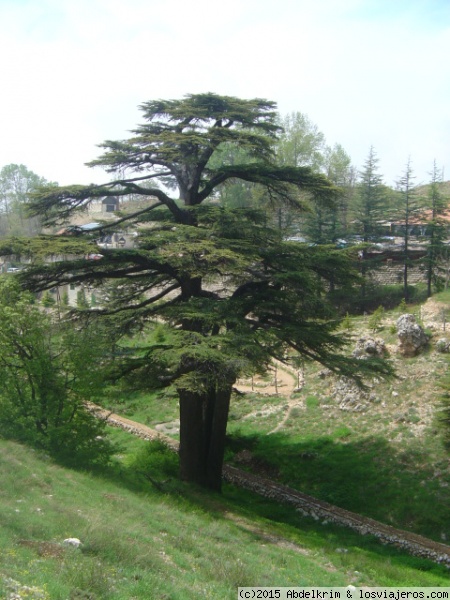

left=433, top=289, right=450, bottom=303
left=0, top=437, right=343, bottom=599
left=102, top=387, right=180, bottom=431
left=226, top=428, right=449, bottom=538
left=0, top=436, right=448, bottom=600
left=226, top=374, right=450, bottom=542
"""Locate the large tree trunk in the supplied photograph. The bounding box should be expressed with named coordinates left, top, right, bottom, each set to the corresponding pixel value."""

left=178, top=384, right=232, bottom=491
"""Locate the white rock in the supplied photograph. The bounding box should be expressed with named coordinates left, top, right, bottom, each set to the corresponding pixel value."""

left=63, top=537, right=82, bottom=548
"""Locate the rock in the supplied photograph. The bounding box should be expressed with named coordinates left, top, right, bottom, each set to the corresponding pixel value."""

left=436, top=338, right=450, bottom=353
left=396, top=314, right=429, bottom=357
left=234, top=449, right=253, bottom=465
left=332, top=376, right=378, bottom=411
left=63, top=537, right=82, bottom=548
left=352, top=336, right=387, bottom=358
left=318, top=368, right=332, bottom=379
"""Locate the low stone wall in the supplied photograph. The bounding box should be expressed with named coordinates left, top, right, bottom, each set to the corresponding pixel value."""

left=368, top=262, right=426, bottom=286
left=222, top=466, right=450, bottom=567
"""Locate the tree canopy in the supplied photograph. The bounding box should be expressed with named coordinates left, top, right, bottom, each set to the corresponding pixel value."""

left=3, top=92, right=391, bottom=490
left=0, top=163, right=54, bottom=237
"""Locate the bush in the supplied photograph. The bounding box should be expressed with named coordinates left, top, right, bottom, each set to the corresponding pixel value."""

left=127, top=440, right=178, bottom=481
left=41, top=290, right=56, bottom=307
left=0, top=277, right=115, bottom=467
left=368, top=306, right=385, bottom=332
left=341, top=312, right=353, bottom=330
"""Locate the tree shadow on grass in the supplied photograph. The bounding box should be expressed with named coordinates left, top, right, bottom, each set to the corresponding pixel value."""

left=225, top=430, right=450, bottom=542
left=79, top=434, right=450, bottom=583
left=218, top=481, right=450, bottom=584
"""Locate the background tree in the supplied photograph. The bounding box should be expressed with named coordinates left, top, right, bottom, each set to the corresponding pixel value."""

left=352, top=146, right=387, bottom=244
left=304, top=143, right=355, bottom=244
left=273, top=112, right=327, bottom=236
left=206, top=143, right=260, bottom=209
left=395, top=158, right=421, bottom=301
left=351, top=146, right=389, bottom=308
left=424, top=161, right=447, bottom=297
left=324, top=144, right=356, bottom=238
left=276, top=112, right=325, bottom=170
left=9, top=93, right=391, bottom=491
left=0, top=164, right=55, bottom=237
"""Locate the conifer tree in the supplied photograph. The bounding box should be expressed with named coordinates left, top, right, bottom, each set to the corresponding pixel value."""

left=424, top=161, right=447, bottom=297
left=352, top=146, right=387, bottom=245
left=395, top=158, right=421, bottom=301
left=351, top=146, right=388, bottom=309
left=3, top=93, right=391, bottom=490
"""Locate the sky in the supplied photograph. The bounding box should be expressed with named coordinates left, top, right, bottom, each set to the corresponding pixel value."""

left=0, top=0, right=449, bottom=188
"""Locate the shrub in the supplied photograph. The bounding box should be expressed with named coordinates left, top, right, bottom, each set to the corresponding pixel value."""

left=398, top=298, right=408, bottom=313
left=41, top=290, right=56, bottom=307
left=0, top=277, right=115, bottom=467
left=368, top=306, right=385, bottom=332
left=341, top=313, right=353, bottom=331
left=127, top=440, right=178, bottom=482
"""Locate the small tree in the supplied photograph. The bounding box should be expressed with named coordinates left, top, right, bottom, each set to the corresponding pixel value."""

left=341, top=312, right=353, bottom=331
left=398, top=298, right=408, bottom=313
left=76, top=288, right=90, bottom=309
left=368, top=306, right=384, bottom=332
left=61, top=291, right=70, bottom=308
left=41, top=289, right=56, bottom=307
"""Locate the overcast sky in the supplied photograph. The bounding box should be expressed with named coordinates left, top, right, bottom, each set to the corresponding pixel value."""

left=0, top=0, right=449, bottom=188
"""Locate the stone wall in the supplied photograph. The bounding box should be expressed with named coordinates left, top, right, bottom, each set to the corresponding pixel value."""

left=368, top=261, right=426, bottom=285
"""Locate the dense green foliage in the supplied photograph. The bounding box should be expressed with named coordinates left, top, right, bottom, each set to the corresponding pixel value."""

left=0, top=277, right=114, bottom=466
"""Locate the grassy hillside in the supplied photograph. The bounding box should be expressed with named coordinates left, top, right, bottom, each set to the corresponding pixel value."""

left=0, top=437, right=449, bottom=600
left=1, top=294, right=450, bottom=597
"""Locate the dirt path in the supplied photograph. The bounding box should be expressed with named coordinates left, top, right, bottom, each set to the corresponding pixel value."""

left=89, top=403, right=450, bottom=568
left=235, top=360, right=307, bottom=434
left=235, top=360, right=300, bottom=397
